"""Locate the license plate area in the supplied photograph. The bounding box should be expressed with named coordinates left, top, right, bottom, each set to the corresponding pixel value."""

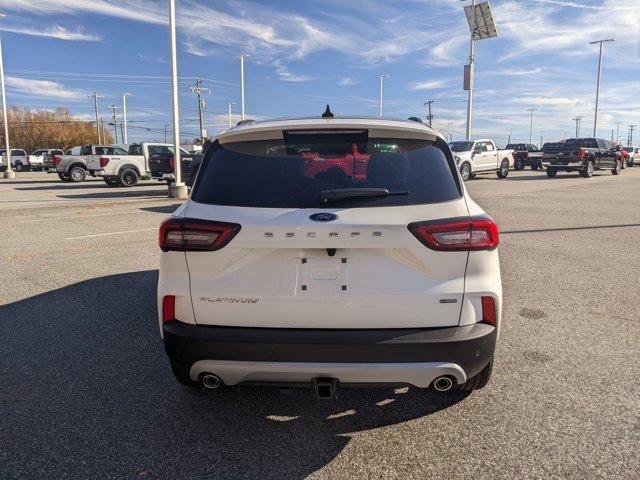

left=299, top=253, right=350, bottom=294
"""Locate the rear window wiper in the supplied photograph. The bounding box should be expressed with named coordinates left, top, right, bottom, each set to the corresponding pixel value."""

left=319, top=188, right=410, bottom=205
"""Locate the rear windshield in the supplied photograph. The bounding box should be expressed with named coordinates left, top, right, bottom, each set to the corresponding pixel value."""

left=192, top=133, right=460, bottom=208
left=448, top=141, right=473, bottom=152
left=564, top=138, right=597, bottom=148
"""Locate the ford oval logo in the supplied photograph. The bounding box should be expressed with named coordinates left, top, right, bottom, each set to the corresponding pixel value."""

left=309, top=212, right=338, bottom=222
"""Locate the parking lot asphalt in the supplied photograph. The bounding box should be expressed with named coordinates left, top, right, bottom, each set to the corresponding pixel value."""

left=1, top=170, right=639, bottom=479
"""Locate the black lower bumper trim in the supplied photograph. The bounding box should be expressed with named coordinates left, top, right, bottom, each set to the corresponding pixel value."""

left=163, top=321, right=497, bottom=379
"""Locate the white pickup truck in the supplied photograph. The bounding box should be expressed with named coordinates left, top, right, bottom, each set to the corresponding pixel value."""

left=30, top=149, right=65, bottom=171
left=449, top=139, right=514, bottom=181
left=1, top=148, right=29, bottom=172
left=86, top=142, right=153, bottom=187
left=44, top=144, right=128, bottom=182
left=86, top=142, right=190, bottom=187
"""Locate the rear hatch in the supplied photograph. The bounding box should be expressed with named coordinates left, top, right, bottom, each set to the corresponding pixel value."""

left=180, top=128, right=471, bottom=329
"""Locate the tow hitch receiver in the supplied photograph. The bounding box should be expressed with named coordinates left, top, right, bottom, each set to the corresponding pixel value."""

left=313, top=377, right=339, bottom=400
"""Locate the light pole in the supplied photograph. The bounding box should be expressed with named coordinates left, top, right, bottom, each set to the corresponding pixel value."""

left=227, top=101, right=236, bottom=128
left=526, top=108, right=537, bottom=144
left=378, top=74, right=389, bottom=117
left=122, top=92, right=131, bottom=144
left=539, top=130, right=544, bottom=147
left=616, top=121, right=622, bottom=142
left=164, top=123, right=170, bottom=142
left=168, top=0, right=186, bottom=198
left=461, top=0, right=497, bottom=140
left=590, top=38, right=614, bottom=138
left=238, top=54, right=249, bottom=120
left=0, top=14, right=14, bottom=179
left=507, top=128, right=513, bottom=145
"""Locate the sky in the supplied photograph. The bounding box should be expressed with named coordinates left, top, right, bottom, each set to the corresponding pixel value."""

left=0, top=0, right=638, bottom=145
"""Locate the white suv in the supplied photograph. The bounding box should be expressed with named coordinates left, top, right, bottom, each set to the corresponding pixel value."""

left=158, top=113, right=502, bottom=398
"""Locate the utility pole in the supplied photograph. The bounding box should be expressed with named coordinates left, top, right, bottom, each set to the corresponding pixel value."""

left=539, top=130, right=544, bottom=147
left=107, top=104, right=121, bottom=143
left=573, top=115, right=583, bottom=138
left=190, top=78, right=211, bottom=144
left=507, top=128, right=513, bottom=145
left=526, top=108, right=537, bottom=144
left=589, top=38, right=614, bottom=138
left=88, top=91, right=104, bottom=143
left=447, top=122, right=453, bottom=142
left=164, top=123, right=170, bottom=142
left=237, top=54, right=249, bottom=120
left=616, top=121, right=622, bottom=142
left=629, top=124, right=636, bottom=146
left=465, top=0, right=476, bottom=140
left=122, top=92, right=131, bottom=144
left=424, top=100, right=434, bottom=126
left=378, top=74, right=389, bottom=117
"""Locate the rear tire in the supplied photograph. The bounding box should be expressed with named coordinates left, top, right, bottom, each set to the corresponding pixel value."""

left=580, top=159, right=594, bottom=178
left=531, top=163, right=539, bottom=171
left=118, top=167, right=139, bottom=187
left=458, top=359, right=493, bottom=391
left=612, top=159, right=621, bottom=175
left=514, top=159, right=524, bottom=170
left=69, top=165, right=86, bottom=182
left=496, top=160, right=509, bottom=179
left=57, top=172, right=71, bottom=182
left=546, top=168, right=557, bottom=178
left=14, top=162, right=24, bottom=172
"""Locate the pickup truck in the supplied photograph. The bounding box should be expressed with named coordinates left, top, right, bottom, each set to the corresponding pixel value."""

left=449, top=139, right=514, bottom=181
left=45, top=145, right=128, bottom=182
left=86, top=142, right=186, bottom=187
left=146, top=144, right=203, bottom=186
left=506, top=143, right=543, bottom=170
left=29, top=149, right=65, bottom=171
left=542, top=138, right=623, bottom=178
left=0, top=149, right=30, bottom=172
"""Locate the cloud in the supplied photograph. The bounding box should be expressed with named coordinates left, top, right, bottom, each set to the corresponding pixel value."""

left=273, top=61, right=313, bottom=82
left=339, top=77, right=356, bottom=86
left=0, top=24, right=100, bottom=41
left=410, top=79, right=450, bottom=91
left=5, top=76, right=85, bottom=100
left=513, top=96, right=582, bottom=107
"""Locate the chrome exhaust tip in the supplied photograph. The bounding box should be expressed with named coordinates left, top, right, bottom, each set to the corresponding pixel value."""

left=201, top=374, right=222, bottom=390
left=433, top=376, right=454, bottom=392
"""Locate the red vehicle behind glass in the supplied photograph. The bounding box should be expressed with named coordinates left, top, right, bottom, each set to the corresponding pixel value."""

left=301, top=143, right=371, bottom=180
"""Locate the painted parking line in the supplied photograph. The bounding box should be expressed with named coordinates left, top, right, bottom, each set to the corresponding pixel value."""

left=66, top=227, right=157, bottom=240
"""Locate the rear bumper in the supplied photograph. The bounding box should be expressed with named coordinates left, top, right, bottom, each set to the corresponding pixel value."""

left=163, top=321, right=497, bottom=387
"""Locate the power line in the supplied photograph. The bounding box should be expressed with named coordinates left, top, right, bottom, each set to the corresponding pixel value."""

left=189, top=78, right=211, bottom=143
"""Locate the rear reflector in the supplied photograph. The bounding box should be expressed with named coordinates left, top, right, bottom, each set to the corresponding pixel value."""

left=99, top=157, right=110, bottom=167
left=481, top=296, right=496, bottom=326
left=159, top=218, right=241, bottom=252
left=162, top=295, right=175, bottom=323
left=408, top=215, right=499, bottom=251
left=52, top=155, right=61, bottom=166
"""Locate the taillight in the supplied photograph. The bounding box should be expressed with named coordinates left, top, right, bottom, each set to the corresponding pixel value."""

left=26, top=155, right=31, bottom=164
left=511, top=152, right=516, bottom=161
left=169, top=156, right=176, bottom=170
left=481, top=296, right=496, bottom=326
left=159, top=218, right=241, bottom=252
left=52, top=155, right=61, bottom=166
left=162, top=295, right=175, bottom=323
left=99, top=157, right=110, bottom=167
left=577, top=148, right=587, bottom=160
left=408, top=215, right=499, bottom=251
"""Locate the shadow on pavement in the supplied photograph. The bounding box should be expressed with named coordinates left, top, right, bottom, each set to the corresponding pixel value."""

left=0, top=270, right=467, bottom=479
left=16, top=182, right=161, bottom=192
left=55, top=189, right=169, bottom=199
left=140, top=204, right=182, bottom=214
